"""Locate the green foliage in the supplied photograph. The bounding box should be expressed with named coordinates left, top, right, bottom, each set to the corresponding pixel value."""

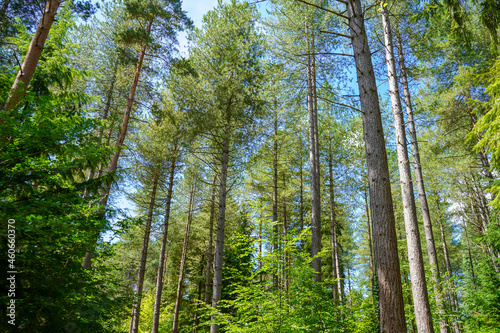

left=0, top=9, right=125, bottom=332
left=469, top=57, right=500, bottom=209
left=461, top=252, right=500, bottom=332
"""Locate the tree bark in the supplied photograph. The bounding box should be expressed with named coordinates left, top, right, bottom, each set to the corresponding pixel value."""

left=381, top=4, right=434, bottom=332
left=106, top=18, right=153, bottom=185
left=346, top=1, right=407, bottom=331
left=282, top=173, right=289, bottom=294
left=210, top=135, right=230, bottom=333
left=82, top=19, right=153, bottom=269
left=363, top=174, right=374, bottom=296
left=172, top=183, right=196, bottom=333
left=395, top=30, right=448, bottom=333
left=272, top=106, right=279, bottom=289
left=258, top=210, right=263, bottom=283
left=3, top=0, right=61, bottom=111
left=152, top=150, right=178, bottom=333
left=299, top=147, right=305, bottom=250
left=204, top=174, right=217, bottom=305
left=435, top=203, right=461, bottom=333
left=129, top=174, right=159, bottom=333
left=305, top=20, right=321, bottom=282
left=328, top=151, right=342, bottom=302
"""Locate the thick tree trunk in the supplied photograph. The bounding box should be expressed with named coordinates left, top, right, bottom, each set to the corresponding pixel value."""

left=3, top=0, right=61, bottom=111
left=210, top=136, right=230, bottom=333
left=204, top=174, right=217, bottom=305
left=305, top=21, right=321, bottom=282
left=129, top=174, right=159, bottom=333
left=395, top=31, right=447, bottom=333
left=346, top=1, right=407, bottom=331
left=381, top=4, right=434, bottom=332
left=172, top=184, right=196, bottom=333
left=152, top=152, right=178, bottom=333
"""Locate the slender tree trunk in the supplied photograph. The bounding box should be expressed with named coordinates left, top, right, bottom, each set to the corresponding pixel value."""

left=299, top=149, right=305, bottom=249
left=82, top=66, right=117, bottom=199
left=204, top=174, right=217, bottom=305
left=466, top=176, right=499, bottom=270
left=172, top=183, right=196, bottom=333
left=193, top=259, right=204, bottom=333
left=211, top=134, right=230, bottom=333
left=259, top=210, right=263, bottom=283
left=272, top=106, right=279, bottom=289
left=328, top=151, right=342, bottom=302
left=129, top=174, right=159, bottom=333
left=152, top=151, right=178, bottom=333
left=395, top=30, right=448, bottom=333
left=346, top=1, right=407, bottom=331
left=363, top=175, right=374, bottom=295
left=471, top=173, right=491, bottom=228
left=381, top=4, right=435, bottom=332
left=106, top=18, right=153, bottom=187
left=282, top=173, right=289, bottom=294
left=436, top=209, right=461, bottom=333
left=82, top=20, right=153, bottom=269
left=463, top=222, right=476, bottom=284
left=305, top=21, right=321, bottom=282
left=3, top=0, right=61, bottom=111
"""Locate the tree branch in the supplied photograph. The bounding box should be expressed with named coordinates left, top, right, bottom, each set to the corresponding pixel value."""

left=295, top=0, right=349, bottom=20
left=317, top=96, right=363, bottom=113
left=320, top=30, right=352, bottom=39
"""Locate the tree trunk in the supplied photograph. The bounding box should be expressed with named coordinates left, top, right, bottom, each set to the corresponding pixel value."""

left=259, top=210, right=263, bottom=283
left=463, top=222, right=476, bottom=284
left=363, top=174, right=374, bottom=296
left=282, top=173, right=289, bottom=294
left=172, top=183, right=196, bottom=333
left=382, top=4, right=434, bottom=332
left=3, top=0, right=61, bottom=111
left=395, top=30, right=447, bottom=333
left=106, top=18, right=153, bottom=186
left=82, top=66, right=117, bottom=199
left=204, top=174, right=217, bottom=305
left=210, top=136, right=230, bottom=333
left=328, top=152, right=342, bottom=302
left=346, top=1, right=407, bottom=331
left=129, top=174, right=159, bottom=333
left=152, top=151, right=178, bottom=333
left=305, top=21, right=321, bottom=282
left=436, top=205, right=461, bottom=333
left=272, top=106, right=279, bottom=289
left=82, top=20, right=153, bottom=269
left=299, top=148, right=305, bottom=250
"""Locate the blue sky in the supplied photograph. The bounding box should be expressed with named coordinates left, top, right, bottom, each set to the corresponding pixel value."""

left=177, top=0, right=220, bottom=55
left=177, top=0, right=270, bottom=56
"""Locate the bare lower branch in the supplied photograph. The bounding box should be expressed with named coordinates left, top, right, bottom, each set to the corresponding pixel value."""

left=295, top=52, right=354, bottom=57
left=320, top=30, right=352, bottom=39
left=317, top=96, right=363, bottom=113
left=295, top=0, right=349, bottom=20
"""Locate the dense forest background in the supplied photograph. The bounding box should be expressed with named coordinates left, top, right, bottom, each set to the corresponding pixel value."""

left=1, top=0, right=500, bottom=332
